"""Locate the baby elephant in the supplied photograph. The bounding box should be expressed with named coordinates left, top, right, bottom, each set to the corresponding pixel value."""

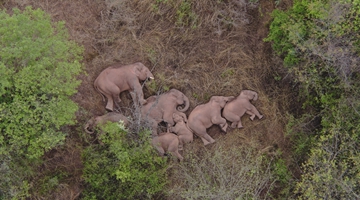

left=169, top=113, right=193, bottom=150
left=152, top=133, right=183, bottom=161
left=222, top=90, right=263, bottom=129
left=84, top=112, right=131, bottom=134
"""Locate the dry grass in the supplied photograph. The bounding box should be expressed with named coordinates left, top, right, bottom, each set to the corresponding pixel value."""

left=2, top=0, right=297, bottom=199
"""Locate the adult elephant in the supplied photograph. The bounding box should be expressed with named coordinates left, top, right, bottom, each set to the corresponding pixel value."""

left=222, top=90, right=263, bottom=129
left=141, top=89, right=190, bottom=135
left=187, top=96, right=235, bottom=146
left=94, top=62, right=154, bottom=111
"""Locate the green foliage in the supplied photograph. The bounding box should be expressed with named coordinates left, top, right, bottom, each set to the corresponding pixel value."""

left=266, top=0, right=360, bottom=199
left=169, top=145, right=276, bottom=199
left=81, top=122, right=168, bottom=200
left=295, top=98, right=360, bottom=199
left=273, top=158, right=291, bottom=185
left=0, top=6, right=83, bottom=199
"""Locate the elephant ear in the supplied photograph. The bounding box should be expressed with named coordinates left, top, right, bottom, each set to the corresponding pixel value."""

left=134, top=65, right=142, bottom=77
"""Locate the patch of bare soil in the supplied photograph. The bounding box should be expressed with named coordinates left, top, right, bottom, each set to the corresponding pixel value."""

left=3, top=0, right=296, bottom=198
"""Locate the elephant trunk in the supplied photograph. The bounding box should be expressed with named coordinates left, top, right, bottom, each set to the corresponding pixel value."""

left=84, top=118, right=95, bottom=134
left=177, top=95, right=190, bottom=112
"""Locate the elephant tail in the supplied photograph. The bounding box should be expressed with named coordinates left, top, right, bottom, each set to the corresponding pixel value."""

left=84, top=122, right=95, bottom=134
left=94, top=81, right=106, bottom=102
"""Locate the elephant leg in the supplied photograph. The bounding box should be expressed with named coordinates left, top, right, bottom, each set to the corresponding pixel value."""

left=104, top=94, right=114, bottom=111
left=221, top=123, right=228, bottom=133
left=133, top=84, right=146, bottom=105
left=170, top=151, right=184, bottom=161
left=237, top=119, right=244, bottom=129
left=211, top=116, right=228, bottom=133
left=230, top=121, right=238, bottom=129
left=201, top=133, right=215, bottom=146
left=146, top=118, right=159, bottom=136
left=249, top=105, right=263, bottom=120
left=178, top=137, right=184, bottom=151
left=224, top=112, right=240, bottom=128
left=190, top=123, right=215, bottom=145
left=200, top=137, right=210, bottom=145
left=246, top=110, right=256, bottom=121
left=112, top=93, right=121, bottom=110
left=157, top=148, right=165, bottom=157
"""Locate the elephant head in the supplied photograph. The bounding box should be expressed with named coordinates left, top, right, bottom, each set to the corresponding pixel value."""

left=168, top=89, right=190, bottom=112
left=210, top=95, right=235, bottom=108
left=239, top=90, right=258, bottom=101
left=133, top=62, right=154, bottom=81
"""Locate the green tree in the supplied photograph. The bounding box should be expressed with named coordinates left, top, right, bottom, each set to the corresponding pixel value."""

left=0, top=7, right=83, bottom=199
left=265, top=0, right=360, bottom=199
left=81, top=122, right=167, bottom=200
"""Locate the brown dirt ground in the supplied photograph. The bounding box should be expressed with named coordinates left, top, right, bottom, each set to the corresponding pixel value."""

left=2, top=0, right=297, bottom=199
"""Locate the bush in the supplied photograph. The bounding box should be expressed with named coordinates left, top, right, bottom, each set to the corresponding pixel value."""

left=81, top=122, right=168, bottom=200
left=265, top=0, right=360, bottom=199
left=0, top=6, right=83, bottom=199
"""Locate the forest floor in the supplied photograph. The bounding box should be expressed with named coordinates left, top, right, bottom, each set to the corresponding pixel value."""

left=3, top=0, right=296, bottom=199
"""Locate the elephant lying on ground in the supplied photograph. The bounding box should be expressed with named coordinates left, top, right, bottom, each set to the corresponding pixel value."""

left=152, top=132, right=183, bottom=161
left=94, top=62, right=154, bottom=111
left=84, top=112, right=131, bottom=134
left=222, top=90, right=263, bottom=129
left=169, top=113, right=193, bottom=150
left=141, top=89, right=190, bottom=135
left=188, top=96, right=235, bottom=146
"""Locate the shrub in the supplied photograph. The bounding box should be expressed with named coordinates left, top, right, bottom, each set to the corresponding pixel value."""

left=81, top=122, right=168, bottom=200
left=265, top=0, right=360, bottom=199
left=0, top=6, right=83, bottom=199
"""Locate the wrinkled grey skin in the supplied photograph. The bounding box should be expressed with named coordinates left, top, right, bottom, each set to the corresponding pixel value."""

left=222, top=90, right=263, bottom=129
left=169, top=113, right=193, bottom=150
left=187, top=96, right=235, bottom=146
left=152, top=132, right=183, bottom=161
left=84, top=112, right=131, bottom=134
left=94, top=62, right=154, bottom=111
left=141, top=89, right=190, bottom=135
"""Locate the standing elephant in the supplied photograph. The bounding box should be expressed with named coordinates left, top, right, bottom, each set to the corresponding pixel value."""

left=84, top=112, right=131, bottom=134
left=169, top=113, right=193, bottom=150
left=222, top=90, right=263, bottom=129
left=187, top=96, right=235, bottom=146
left=141, top=89, right=190, bottom=135
left=94, top=62, right=154, bottom=111
left=152, top=132, right=183, bottom=161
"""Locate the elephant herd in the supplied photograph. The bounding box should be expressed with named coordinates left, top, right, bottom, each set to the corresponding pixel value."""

left=85, top=62, right=263, bottom=161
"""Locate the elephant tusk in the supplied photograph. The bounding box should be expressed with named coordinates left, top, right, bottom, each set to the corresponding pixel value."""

left=149, top=77, right=154, bottom=79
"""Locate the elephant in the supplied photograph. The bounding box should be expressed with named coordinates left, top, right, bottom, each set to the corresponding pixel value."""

left=169, top=113, right=193, bottom=150
left=141, top=89, right=190, bottom=135
left=222, top=90, right=263, bottom=129
left=84, top=112, right=131, bottom=134
left=152, top=132, right=183, bottom=161
left=94, top=62, right=154, bottom=111
left=187, top=96, right=235, bottom=146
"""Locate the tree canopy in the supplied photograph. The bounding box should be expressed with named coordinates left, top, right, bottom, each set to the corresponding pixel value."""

left=0, top=7, right=83, bottom=198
